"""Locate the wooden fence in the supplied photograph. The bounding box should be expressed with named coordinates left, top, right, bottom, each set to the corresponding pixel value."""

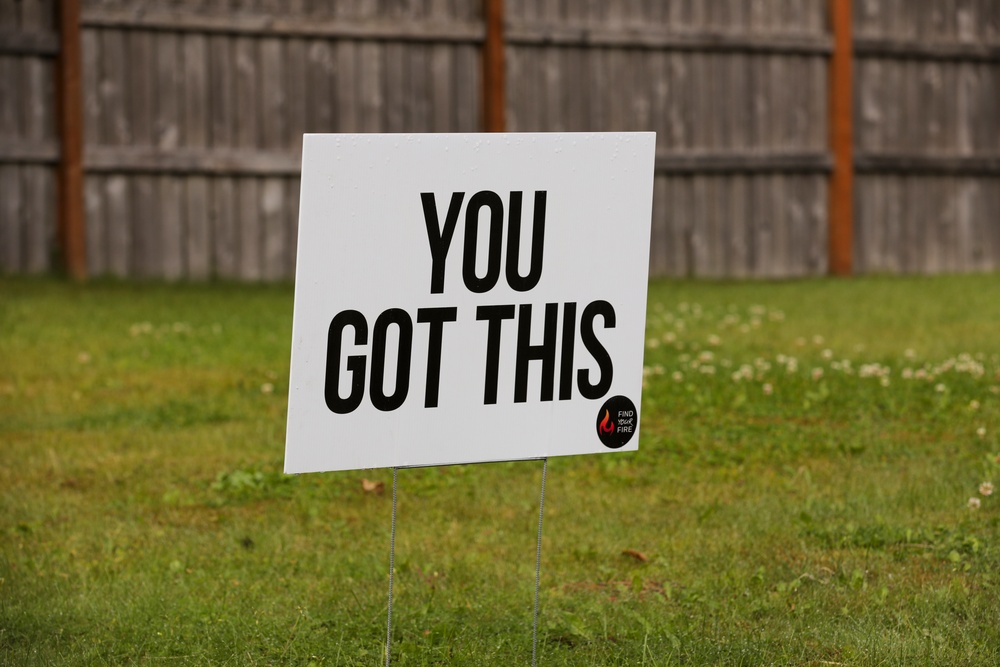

left=0, top=0, right=998, bottom=280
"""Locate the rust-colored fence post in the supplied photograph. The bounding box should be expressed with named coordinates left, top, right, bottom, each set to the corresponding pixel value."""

left=828, top=0, right=853, bottom=275
left=56, top=0, right=87, bottom=280
left=482, top=0, right=505, bottom=132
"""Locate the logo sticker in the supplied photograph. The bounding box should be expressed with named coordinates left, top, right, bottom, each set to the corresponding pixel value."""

left=595, top=395, right=638, bottom=449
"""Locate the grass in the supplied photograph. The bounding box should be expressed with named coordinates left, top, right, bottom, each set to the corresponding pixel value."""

left=2, top=273, right=1000, bottom=666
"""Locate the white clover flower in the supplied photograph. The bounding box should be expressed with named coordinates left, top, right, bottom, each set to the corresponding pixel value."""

left=935, top=383, right=947, bottom=393
left=813, top=335, right=825, bottom=345
left=904, top=349, right=916, bottom=359
left=977, top=427, right=987, bottom=438
left=662, top=332, right=677, bottom=343
left=968, top=497, right=982, bottom=510
left=672, top=371, right=684, bottom=382
left=260, top=383, right=274, bottom=394
left=795, top=337, right=806, bottom=347
left=646, top=338, right=660, bottom=349
left=980, top=482, right=994, bottom=497
left=969, top=400, right=980, bottom=411
left=811, top=368, right=824, bottom=381
left=699, top=365, right=716, bottom=375
left=901, top=368, right=914, bottom=380
left=77, top=352, right=91, bottom=364
left=762, top=383, right=773, bottom=396
left=822, top=349, right=834, bottom=360
left=707, top=334, right=721, bottom=346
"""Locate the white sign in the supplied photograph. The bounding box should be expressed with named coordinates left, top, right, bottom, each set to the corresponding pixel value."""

left=285, top=133, right=655, bottom=474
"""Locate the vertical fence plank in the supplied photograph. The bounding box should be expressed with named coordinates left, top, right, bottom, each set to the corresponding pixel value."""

left=384, top=41, right=405, bottom=131
left=285, top=37, right=307, bottom=143
left=81, top=28, right=106, bottom=275
left=430, top=44, right=452, bottom=132
left=261, top=177, right=285, bottom=280
left=22, top=2, right=56, bottom=275
left=648, top=175, right=668, bottom=276
left=213, top=177, right=237, bottom=279
left=336, top=40, right=357, bottom=132
left=234, top=36, right=260, bottom=279
left=260, top=36, right=286, bottom=280
left=184, top=32, right=211, bottom=279
left=129, top=29, right=156, bottom=277
left=157, top=32, right=184, bottom=280
left=208, top=35, right=233, bottom=149
left=238, top=177, right=261, bottom=281
left=0, top=48, right=21, bottom=273
left=729, top=175, right=750, bottom=277
left=0, top=166, right=22, bottom=272
left=359, top=42, right=383, bottom=132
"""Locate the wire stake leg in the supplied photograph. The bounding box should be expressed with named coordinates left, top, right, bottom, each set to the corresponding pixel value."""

left=532, top=457, right=548, bottom=667
left=385, top=467, right=398, bottom=667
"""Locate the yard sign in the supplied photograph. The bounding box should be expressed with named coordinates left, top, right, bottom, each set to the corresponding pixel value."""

left=285, top=133, right=655, bottom=474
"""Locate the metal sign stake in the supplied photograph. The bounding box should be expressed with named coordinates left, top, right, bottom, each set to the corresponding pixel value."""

left=382, top=459, right=549, bottom=666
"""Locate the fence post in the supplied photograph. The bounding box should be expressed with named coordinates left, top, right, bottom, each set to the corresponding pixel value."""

left=482, top=0, right=505, bottom=132
left=828, top=0, right=853, bottom=275
left=56, top=0, right=87, bottom=280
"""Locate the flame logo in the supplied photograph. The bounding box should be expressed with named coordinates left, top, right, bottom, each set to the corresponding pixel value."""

left=599, top=409, right=614, bottom=434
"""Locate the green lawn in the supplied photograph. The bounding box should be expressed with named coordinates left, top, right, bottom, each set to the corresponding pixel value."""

left=2, top=274, right=999, bottom=666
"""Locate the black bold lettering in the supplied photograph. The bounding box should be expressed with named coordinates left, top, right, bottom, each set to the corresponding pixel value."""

left=578, top=300, right=615, bottom=399
left=421, top=192, right=465, bottom=294
left=370, top=309, right=413, bottom=412
left=325, top=310, right=368, bottom=414
left=505, top=191, right=546, bottom=292
left=514, top=303, right=558, bottom=403
left=476, top=304, right=516, bottom=404
left=417, top=307, right=458, bottom=408
left=559, top=302, right=577, bottom=400
left=463, top=191, right=504, bottom=293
